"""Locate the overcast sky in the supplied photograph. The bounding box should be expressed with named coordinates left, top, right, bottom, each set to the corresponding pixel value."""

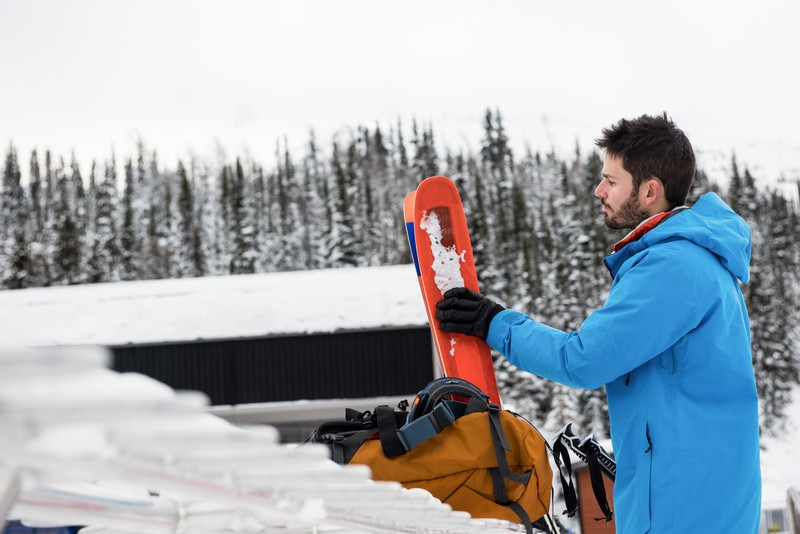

left=1, top=0, right=799, bottom=190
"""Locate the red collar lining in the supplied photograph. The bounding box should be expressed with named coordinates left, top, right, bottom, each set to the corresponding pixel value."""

left=612, top=210, right=675, bottom=253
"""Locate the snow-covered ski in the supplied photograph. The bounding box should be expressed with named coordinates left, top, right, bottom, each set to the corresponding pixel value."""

left=404, top=176, right=501, bottom=405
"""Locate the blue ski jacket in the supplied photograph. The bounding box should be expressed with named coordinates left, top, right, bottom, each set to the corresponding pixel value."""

left=486, top=193, right=761, bottom=533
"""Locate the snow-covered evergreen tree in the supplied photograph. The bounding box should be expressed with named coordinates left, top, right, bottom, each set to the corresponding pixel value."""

left=140, top=154, right=173, bottom=280
left=229, top=158, right=257, bottom=274
left=544, top=383, right=578, bottom=433
left=748, top=188, right=800, bottom=436
left=52, top=157, right=82, bottom=285
left=175, top=160, right=205, bottom=277
left=28, top=150, right=43, bottom=235
left=26, top=150, right=51, bottom=287
left=274, top=142, right=307, bottom=271
left=325, top=140, right=359, bottom=268
left=193, top=158, right=217, bottom=276
left=2, top=143, right=30, bottom=288
left=353, top=127, right=381, bottom=266
left=118, top=159, right=139, bottom=281
left=479, top=109, right=516, bottom=300
left=410, top=120, right=438, bottom=181
left=390, top=122, right=413, bottom=265
left=87, top=155, right=121, bottom=283
left=300, top=131, right=328, bottom=270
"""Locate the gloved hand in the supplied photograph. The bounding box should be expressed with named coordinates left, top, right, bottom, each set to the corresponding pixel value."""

left=435, top=287, right=505, bottom=340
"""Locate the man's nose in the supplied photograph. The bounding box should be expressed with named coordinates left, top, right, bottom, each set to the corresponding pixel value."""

left=594, top=181, right=605, bottom=198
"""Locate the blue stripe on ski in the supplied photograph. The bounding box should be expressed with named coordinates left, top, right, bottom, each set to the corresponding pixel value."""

left=406, top=221, right=421, bottom=276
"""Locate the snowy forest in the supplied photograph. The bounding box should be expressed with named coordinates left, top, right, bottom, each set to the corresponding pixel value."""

left=2, top=110, right=799, bottom=440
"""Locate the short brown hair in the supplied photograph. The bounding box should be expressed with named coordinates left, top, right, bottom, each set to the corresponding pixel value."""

left=595, top=112, right=696, bottom=208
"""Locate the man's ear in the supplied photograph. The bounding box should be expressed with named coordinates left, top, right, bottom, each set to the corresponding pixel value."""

left=642, top=177, right=666, bottom=209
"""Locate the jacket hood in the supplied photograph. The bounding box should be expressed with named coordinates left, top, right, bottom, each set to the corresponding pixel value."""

left=606, top=192, right=752, bottom=283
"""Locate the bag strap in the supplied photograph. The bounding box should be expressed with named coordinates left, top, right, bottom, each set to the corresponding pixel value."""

left=406, top=377, right=489, bottom=423
left=488, top=407, right=566, bottom=534
left=487, top=407, right=531, bottom=486
left=375, top=405, right=407, bottom=458
left=489, top=467, right=549, bottom=534
left=325, top=428, right=377, bottom=465
left=507, top=501, right=535, bottom=534
left=396, top=400, right=459, bottom=451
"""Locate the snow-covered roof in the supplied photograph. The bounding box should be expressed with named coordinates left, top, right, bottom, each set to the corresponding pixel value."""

left=0, top=264, right=429, bottom=347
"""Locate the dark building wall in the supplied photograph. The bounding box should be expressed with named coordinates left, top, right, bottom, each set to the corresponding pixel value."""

left=111, top=327, right=434, bottom=405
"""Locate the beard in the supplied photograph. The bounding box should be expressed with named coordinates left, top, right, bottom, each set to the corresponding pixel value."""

left=602, top=193, right=650, bottom=230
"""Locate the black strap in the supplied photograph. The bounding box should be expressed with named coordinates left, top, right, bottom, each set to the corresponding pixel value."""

left=345, top=407, right=364, bottom=421
left=326, top=428, right=381, bottom=465
left=464, top=397, right=489, bottom=416
left=332, top=442, right=344, bottom=464
left=490, top=467, right=544, bottom=534
left=584, top=448, right=613, bottom=523
left=489, top=468, right=508, bottom=504
left=489, top=406, right=512, bottom=451
left=551, top=438, right=578, bottom=517
left=487, top=408, right=563, bottom=533
left=507, top=501, right=535, bottom=534
left=430, top=402, right=455, bottom=431
left=488, top=408, right=530, bottom=485
left=375, top=405, right=407, bottom=458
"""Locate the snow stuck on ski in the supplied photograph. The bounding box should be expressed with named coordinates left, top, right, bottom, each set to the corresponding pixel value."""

left=420, top=209, right=467, bottom=358
left=419, top=210, right=466, bottom=295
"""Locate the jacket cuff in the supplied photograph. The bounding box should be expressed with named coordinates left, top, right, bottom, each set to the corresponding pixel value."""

left=486, top=309, right=527, bottom=351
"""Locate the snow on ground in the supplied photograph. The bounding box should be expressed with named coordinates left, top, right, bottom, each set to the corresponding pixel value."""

left=760, top=387, right=800, bottom=506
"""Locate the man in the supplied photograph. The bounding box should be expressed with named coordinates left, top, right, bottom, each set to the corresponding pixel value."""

left=436, top=113, right=761, bottom=533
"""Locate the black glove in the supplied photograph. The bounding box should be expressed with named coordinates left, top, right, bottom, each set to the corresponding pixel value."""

left=435, top=287, right=504, bottom=340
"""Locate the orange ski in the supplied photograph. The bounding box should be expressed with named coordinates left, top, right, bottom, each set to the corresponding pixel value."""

left=404, top=176, right=501, bottom=405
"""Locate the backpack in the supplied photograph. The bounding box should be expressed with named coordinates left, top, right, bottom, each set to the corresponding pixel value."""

left=308, top=377, right=577, bottom=533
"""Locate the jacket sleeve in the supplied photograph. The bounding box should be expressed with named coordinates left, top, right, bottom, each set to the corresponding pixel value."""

left=485, top=243, right=716, bottom=389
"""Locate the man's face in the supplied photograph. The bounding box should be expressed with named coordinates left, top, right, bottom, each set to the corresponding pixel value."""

left=594, top=154, right=650, bottom=230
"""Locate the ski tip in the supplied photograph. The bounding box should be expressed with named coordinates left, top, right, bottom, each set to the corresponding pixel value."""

left=403, top=190, right=416, bottom=222
left=415, top=175, right=463, bottom=206
left=420, top=175, right=453, bottom=183
left=557, top=422, right=574, bottom=436
left=418, top=175, right=455, bottom=190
